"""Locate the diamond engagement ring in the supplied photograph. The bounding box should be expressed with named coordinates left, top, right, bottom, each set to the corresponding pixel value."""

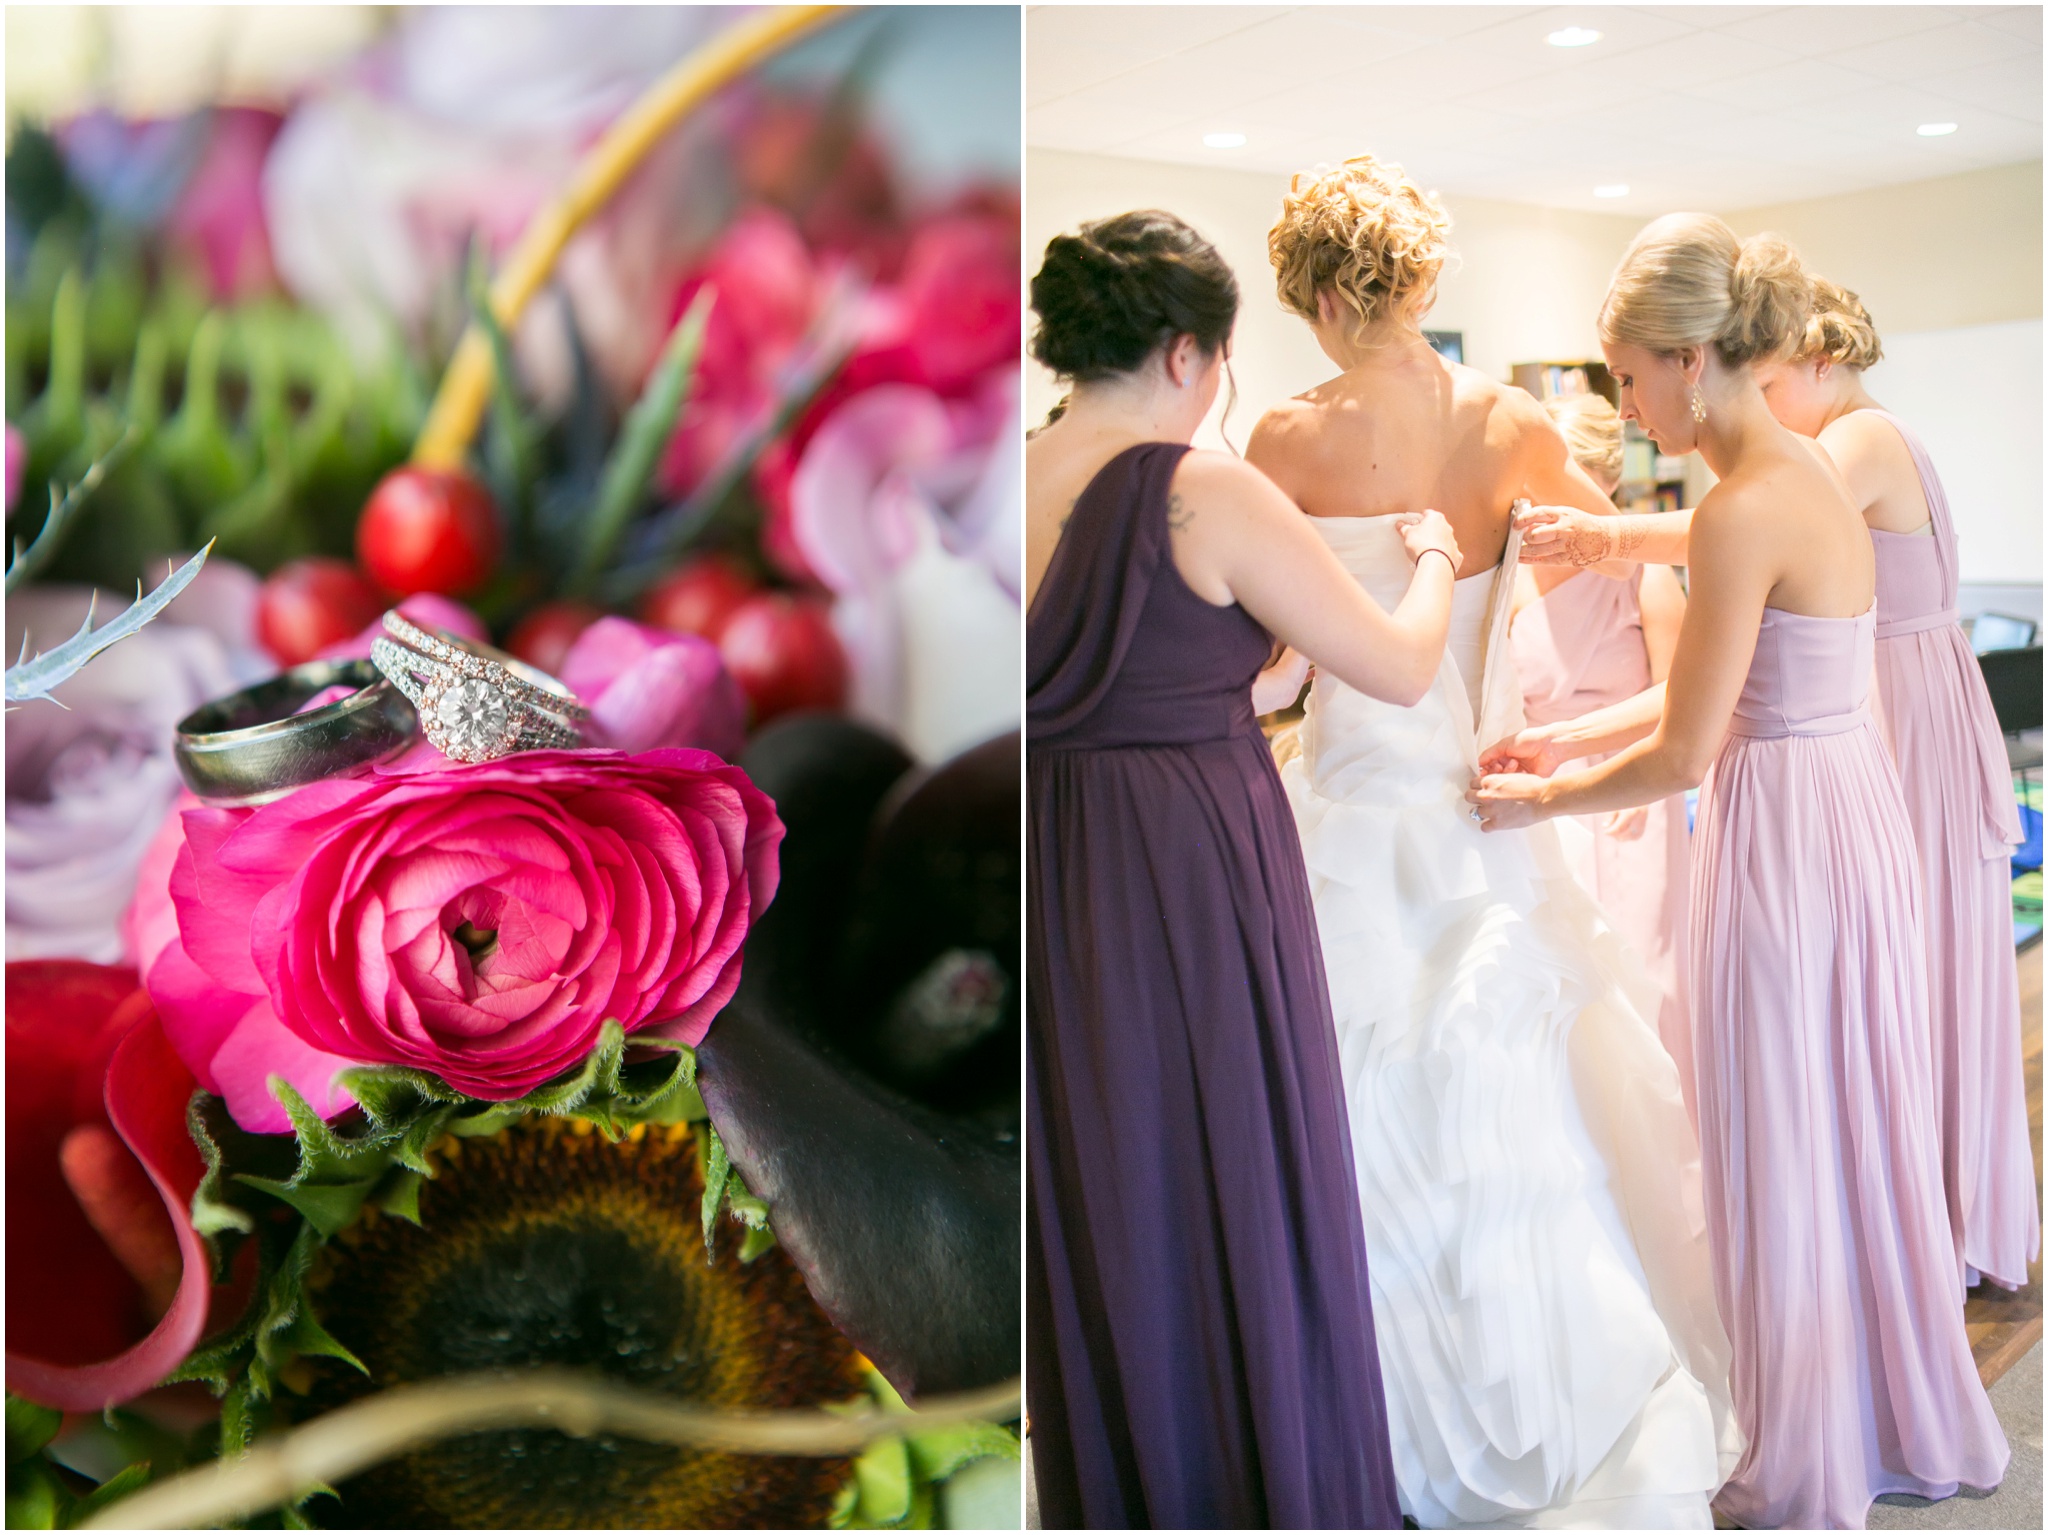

left=371, top=611, right=589, bottom=763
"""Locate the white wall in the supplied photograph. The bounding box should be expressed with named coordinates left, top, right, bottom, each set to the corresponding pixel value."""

left=1025, top=147, right=1641, bottom=449
left=1027, top=148, right=2043, bottom=595
left=1866, top=321, right=2043, bottom=592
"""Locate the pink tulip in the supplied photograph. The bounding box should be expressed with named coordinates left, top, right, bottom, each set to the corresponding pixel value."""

left=558, top=616, right=745, bottom=759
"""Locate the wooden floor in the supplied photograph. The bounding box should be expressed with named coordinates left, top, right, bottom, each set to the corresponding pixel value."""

left=1964, top=935, right=2043, bottom=1386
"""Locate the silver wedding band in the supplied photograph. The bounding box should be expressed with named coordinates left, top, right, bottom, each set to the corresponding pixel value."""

left=173, top=658, right=418, bottom=805
left=370, top=610, right=588, bottom=764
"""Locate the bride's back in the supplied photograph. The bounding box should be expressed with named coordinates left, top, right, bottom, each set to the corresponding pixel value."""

left=1248, top=345, right=1539, bottom=576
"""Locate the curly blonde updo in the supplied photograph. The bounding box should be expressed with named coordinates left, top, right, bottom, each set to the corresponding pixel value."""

left=1269, top=155, right=1453, bottom=336
left=1545, top=394, right=1624, bottom=488
left=1598, top=213, right=1812, bottom=368
left=1795, top=276, right=1884, bottom=370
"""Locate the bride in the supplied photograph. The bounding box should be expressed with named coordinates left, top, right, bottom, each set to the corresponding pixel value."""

left=1248, top=155, right=1742, bottom=1528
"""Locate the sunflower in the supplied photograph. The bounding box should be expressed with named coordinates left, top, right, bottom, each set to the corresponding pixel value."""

left=299, top=1119, right=864, bottom=1529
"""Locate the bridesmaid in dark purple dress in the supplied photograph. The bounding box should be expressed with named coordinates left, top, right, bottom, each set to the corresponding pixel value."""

left=1025, top=212, right=1461, bottom=1529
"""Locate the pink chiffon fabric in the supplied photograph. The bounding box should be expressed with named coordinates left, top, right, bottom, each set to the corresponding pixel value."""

left=1694, top=603, right=2007, bottom=1529
left=1510, top=567, right=1695, bottom=1123
left=1862, top=409, right=2037, bottom=1293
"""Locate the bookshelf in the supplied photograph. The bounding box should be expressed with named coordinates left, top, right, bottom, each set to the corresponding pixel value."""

left=1509, top=360, right=1689, bottom=515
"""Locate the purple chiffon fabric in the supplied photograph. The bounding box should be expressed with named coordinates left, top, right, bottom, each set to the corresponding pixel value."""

left=1861, top=410, right=2038, bottom=1293
left=1025, top=443, right=1400, bottom=1529
left=1694, top=604, right=2008, bottom=1530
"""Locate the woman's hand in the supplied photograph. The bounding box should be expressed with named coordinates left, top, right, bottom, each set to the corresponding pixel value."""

left=1398, top=509, right=1461, bottom=570
left=1479, top=726, right=1565, bottom=778
left=1514, top=503, right=1614, bottom=567
left=1599, top=804, right=1649, bottom=840
left=1467, top=772, right=1551, bottom=831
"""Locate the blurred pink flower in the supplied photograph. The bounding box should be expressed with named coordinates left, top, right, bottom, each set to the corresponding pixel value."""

left=790, top=376, right=1020, bottom=762
left=7, top=562, right=269, bottom=964
left=658, top=207, right=820, bottom=499
left=558, top=616, right=745, bottom=759
left=137, top=748, right=781, bottom=1133
left=5, top=424, right=23, bottom=515
left=166, top=108, right=283, bottom=301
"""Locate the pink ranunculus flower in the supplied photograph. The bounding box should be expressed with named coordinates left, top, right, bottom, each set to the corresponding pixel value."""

left=138, top=750, right=782, bottom=1134
left=559, top=617, right=746, bottom=759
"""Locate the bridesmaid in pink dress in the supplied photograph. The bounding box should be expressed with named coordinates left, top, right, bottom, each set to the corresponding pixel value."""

left=1508, top=394, right=1697, bottom=1120
left=1473, top=214, right=2007, bottom=1529
left=1752, top=278, right=2038, bottom=1294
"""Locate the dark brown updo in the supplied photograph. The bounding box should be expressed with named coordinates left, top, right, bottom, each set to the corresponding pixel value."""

left=1029, top=210, right=1239, bottom=382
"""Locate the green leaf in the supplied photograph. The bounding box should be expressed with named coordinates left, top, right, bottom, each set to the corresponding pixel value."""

left=4, top=1459, right=67, bottom=1530
left=217, top=1375, right=258, bottom=1460
left=852, top=1435, right=913, bottom=1528
left=903, top=1421, right=1019, bottom=1484
left=186, top=1091, right=257, bottom=1247
left=68, top=1460, right=152, bottom=1523
left=373, top=1168, right=426, bottom=1225
left=269, top=1078, right=398, bottom=1187
left=568, top=287, right=714, bottom=595
left=466, top=245, right=536, bottom=550
left=699, top=1120, right=732, bottom=1259
left=336, top=1063, right=463, bottom=1129
left=726, top=1188, right=771, bottom=1230
left=737, top=1224, right=779, bottom=1264
left=5, top=427, right=137, bottom=593
left=233, top=1174, right=375, bottom=1239
left=6, top=1397, right=62, bottom=1464
left=252, top=1224, right=366, bottom=1389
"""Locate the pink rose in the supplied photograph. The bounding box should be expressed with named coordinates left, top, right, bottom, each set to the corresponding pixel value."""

left=139, top=750, right=781, bottom=1133
left=559, top=617, right=745, bottom=759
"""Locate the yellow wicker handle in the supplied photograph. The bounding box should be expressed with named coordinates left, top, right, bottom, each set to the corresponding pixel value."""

left=411, top=4, right=846, bottom=470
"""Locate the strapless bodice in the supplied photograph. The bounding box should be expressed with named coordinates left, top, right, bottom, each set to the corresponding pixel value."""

left=1727, top=606, right=1877, bottom=739
left=1304, top=516, right=1522, bottom=771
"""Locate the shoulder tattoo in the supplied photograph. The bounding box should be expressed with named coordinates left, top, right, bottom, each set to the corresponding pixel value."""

left=1166, top=491, right=1194, bottom=532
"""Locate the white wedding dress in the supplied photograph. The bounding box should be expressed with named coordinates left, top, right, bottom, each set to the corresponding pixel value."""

left=1278, top=515, right=1743, bottom=1529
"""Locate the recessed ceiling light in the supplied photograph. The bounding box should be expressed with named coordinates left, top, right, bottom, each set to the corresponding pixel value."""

left=1917, top=121, right=1959, bottom=136
left=1593, top=184, right=1630, bottom=198
left=1203, top=131, right=1247, bottom=149
left=1547, top=26, right=1602, bottom=46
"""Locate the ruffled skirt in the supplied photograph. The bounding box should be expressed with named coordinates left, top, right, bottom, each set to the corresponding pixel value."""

left=1283, top=675, right=1740, bottom=1529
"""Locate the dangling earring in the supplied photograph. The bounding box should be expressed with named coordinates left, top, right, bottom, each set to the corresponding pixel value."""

left=1690, top=386, right=1708, bottom=424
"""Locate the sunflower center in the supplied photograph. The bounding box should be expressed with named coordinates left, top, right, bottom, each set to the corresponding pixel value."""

left=301, top=1123, right=862, bottom=1529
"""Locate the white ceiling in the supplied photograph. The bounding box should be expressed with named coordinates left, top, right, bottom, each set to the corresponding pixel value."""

left=1026, top=5, right=2043, bottom=213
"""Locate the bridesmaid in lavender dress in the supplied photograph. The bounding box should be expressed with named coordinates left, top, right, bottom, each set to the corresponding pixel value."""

left=1750, top=278, right=2038, bottom=1293
left=1026, top=211, right=1462, bottom=1528
left=1508, top=394, right=1697, bottom=1120
left=1475, top=214, right=2008, bottom=1529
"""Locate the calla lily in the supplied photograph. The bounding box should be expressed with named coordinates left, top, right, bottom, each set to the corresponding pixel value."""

left=5, top=961, right=215, bottom=1411
left=699, top=717, right=1019, bottom=1402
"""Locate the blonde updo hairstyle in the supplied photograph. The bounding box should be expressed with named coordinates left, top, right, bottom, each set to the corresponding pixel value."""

left=1795, top=276, right=1884, bottom=371
left=1545, top=393, right=1624, bottom=488
left=1269, top=155, right=1454, bottom=338
left=1598, top=213, right=1812, bottom=369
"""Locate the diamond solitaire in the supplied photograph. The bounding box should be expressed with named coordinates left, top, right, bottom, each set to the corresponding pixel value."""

left=371, top=612, right=588, bottom=764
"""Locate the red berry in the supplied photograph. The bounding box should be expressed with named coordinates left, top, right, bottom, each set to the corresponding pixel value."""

left=718, top=592, right=848, bottom=724
left=256, top=556, right=384, bottom=666
left=639, top=556, right=758, bottom=643
left=355, top=467, right=501, bottom=597
left=505, top=601, right=603, bottom=678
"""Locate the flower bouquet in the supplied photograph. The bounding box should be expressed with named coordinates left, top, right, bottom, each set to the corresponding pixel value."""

left=5, top=8, right=1021, bottom=1529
